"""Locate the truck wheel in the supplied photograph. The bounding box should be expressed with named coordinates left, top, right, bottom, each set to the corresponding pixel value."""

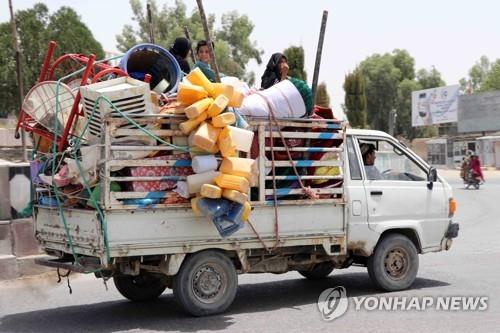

left=113, top=272, right=167, bottom=302
left=173, top=250, right=238, bottom=316
left=367, top=234, right=419, bottom=291
left=298, top=262, right=334, bottom=280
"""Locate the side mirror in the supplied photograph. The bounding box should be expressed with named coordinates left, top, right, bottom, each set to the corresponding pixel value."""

left=427, top=167, right=437, bottom=189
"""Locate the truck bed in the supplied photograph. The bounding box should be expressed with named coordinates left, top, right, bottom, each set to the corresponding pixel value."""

left=35, top=115, right=346, bottom=264
left=36, top=201, right=345, bottom=262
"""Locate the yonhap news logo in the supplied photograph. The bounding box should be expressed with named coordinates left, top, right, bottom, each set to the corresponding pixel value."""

left=317, top=286, right=488, bottom=321
left=317, top=286, right=349, bottom=320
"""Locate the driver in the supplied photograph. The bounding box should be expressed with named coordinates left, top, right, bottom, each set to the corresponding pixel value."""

left=360, top=143, right=382, bottom=180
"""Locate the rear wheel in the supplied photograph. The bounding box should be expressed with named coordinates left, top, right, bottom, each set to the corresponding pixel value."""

left=173, top=250, right=238, bottom=316
left=298, top=262, right=334, bottom=280
left=367, top=234, right=419, bottom=291
left=113, top=272, right=168, bottom=302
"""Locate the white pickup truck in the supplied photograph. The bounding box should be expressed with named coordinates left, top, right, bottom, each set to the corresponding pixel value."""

left=34, top=115, right=459, bottom=316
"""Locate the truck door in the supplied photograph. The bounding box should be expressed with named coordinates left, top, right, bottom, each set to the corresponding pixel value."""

left=355, top=137, right=448, bottom=249
left=344, top=136, right=370, bottom=234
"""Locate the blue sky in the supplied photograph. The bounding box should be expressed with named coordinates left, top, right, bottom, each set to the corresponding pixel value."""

left=2, top=0, right=500, bottom=119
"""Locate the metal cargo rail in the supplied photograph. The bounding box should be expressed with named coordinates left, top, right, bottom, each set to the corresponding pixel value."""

left=103, top=114, right=345, bottom=210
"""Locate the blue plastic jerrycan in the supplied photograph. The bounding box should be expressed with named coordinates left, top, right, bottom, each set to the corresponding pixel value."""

left=196, top=198, right=232, bottom=219
left=197, top=198, right=244, bottom=237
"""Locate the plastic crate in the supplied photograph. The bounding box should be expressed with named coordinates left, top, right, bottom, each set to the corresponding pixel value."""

left=79, top=77, right=153, bottom=142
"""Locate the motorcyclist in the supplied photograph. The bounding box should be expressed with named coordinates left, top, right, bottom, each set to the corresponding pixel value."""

left=460, top=155, right=470, bottom=183
left=470, top=154, right=485, bottom=183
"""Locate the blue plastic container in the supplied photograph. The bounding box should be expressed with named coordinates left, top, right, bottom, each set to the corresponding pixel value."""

left=197, top=198, right=244, bottom=237
left=213, top=202, right=244, bottom=237
left=196, top=198, right=232, bottom=219
left=39, top=196, right=59, bottom=207
left=119, top=43, right=181, bottom=94
left=121, top=198, right=161, bottom=207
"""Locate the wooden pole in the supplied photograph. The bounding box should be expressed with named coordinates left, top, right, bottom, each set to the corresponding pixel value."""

left=147, top=3, right=155, bottom=44
left=311, top=10, right=328, bottom=108
left=9, top=0, right=27, bottom=161
left=183, top=26, right=196, bottom=64
left=196, top=0, right=221, bottom=82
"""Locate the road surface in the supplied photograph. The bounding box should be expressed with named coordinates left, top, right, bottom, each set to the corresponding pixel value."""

left=0, top=170, right=499, bottom=333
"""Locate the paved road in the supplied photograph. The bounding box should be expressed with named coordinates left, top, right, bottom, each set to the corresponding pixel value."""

left=1, top=170, right=499, bottom=333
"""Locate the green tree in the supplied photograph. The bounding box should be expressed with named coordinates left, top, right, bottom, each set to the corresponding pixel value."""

left=283, top=45, right=307, bottom=81
left=343, top=70, right=367, bottom=128
left=116, top=0, right=262, bottom=82
left=353, top=49, right=444, bottom=137
left=478, top=59, right=500, bottom=92
left=0, top=3, right=104, bottom=117
left=416, top=67, right=445, bottom=89
left=392, top=48, right=415, bottom=81
left=315, top=82, right=330, bottom=107
left=396, top=78, right=420, bottom=139
left=460, top=56, right=490, bottom=92
left=359, top=53, right=401, bottom=132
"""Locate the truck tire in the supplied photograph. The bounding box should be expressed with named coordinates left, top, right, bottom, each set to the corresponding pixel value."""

left=298, top=262, right=334, bottom=280
left=173, top=250, right=238, bottom=316
left=113, top=272, right=168, bottom=302
left=367, top=234, right=419, bottom=291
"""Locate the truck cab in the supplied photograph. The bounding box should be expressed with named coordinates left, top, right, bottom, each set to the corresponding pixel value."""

left=344, top=129, right=458, bottom=290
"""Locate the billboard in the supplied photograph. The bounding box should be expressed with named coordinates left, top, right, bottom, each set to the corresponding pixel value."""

left=411, top=85, right=459, bottom=126
left=458, top=90, right=500, bottom=133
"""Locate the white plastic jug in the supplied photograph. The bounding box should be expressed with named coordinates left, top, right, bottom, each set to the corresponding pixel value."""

left=227, top=126, right=254, bottom=153
left=192, top=155, right=218, bottom=174
left=186, top=170, right=220, bottom=194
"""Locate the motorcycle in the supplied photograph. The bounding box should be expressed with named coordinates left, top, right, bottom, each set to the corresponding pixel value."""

left=465, top=170, right=481, bottom=189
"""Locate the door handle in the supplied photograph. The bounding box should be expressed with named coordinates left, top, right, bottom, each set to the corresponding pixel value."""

left=370, top=190, right=383, bottom=196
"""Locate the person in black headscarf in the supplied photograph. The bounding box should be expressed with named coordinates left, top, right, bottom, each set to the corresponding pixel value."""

left=169, top=37, right=192, bottom=74
left=260, top=53, right=289, bottom=89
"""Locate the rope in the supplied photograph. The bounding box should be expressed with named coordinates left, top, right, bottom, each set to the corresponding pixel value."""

left=49, top=53, right=188, bottom=271
left=247, top=91, right=319, bottom=251
left=49, top=54, right=125, bottom=271
left=247, top=219, right=272, bottom=253
left=256, top=92, right=318, bottom=200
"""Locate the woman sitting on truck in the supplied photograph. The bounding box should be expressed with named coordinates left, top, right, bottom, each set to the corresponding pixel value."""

left=193, top=40, right=224, bottom=83
left=169, top=37, right=192, bottom=74
left=261, top=53, right=289, bottom=89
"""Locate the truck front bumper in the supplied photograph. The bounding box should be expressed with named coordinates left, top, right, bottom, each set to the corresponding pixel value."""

left=445, top=222, right=460, bottom=238
left=441, top=222, right=459, bottom=250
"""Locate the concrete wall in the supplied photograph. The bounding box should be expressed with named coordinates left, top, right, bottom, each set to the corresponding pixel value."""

left=458, top=91, right=500, bottom=133
left=0, top=128, right=33, bottom=148
left=0, top=162, right=50, bottom=280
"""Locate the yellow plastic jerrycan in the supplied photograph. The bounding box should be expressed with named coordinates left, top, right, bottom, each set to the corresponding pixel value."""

left=200, top=184, right=222, bottom=199
left=186, top=67, right=215, bottom=95
left=217, top=126, right=237, bottom=158
left=212, top=112, right=236, bottom=128
left=214, top=173, right=250, bottom=193
left=222, top=189, right=248, bottom=205
left=212, top=83, right=234, bottom=100
left=179, top=112, right=208, bottom=135
left=177, top=82, right=208, bottom=105
left=241, top=201, right=251, bottom=221
left=219, top=157, right=257, bottom=182
left=192, top=122, right=221, bottom=152
left=185, top=97, right=213, bottom=119
left=207, top=94, right=229, bottom=118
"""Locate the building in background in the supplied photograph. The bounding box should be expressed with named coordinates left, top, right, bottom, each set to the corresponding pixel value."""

left=411, top=86, right=500, bottom=168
